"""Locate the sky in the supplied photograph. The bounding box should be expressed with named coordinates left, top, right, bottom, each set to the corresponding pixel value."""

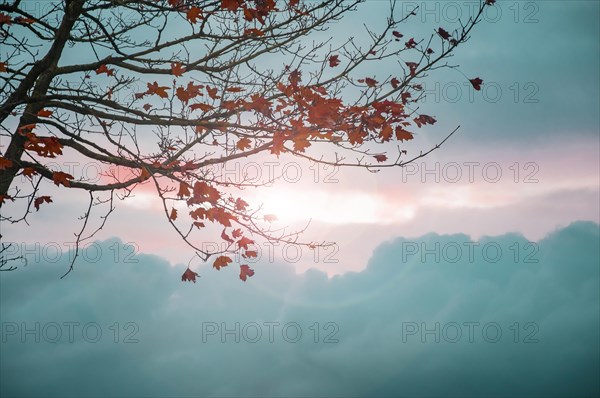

left=1, top=0, right=599, bottom=397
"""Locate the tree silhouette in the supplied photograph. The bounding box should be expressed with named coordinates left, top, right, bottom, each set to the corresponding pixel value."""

left=0, top=0, right=492, bottom=279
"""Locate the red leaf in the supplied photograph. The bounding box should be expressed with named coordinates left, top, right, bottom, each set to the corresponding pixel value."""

left=226, top=86, right=244, bottom=93
left=0, top=157, right=13, bottom=170
left=221, top=229, right=234, bottom=243
left=238, top=236, right=254, bottom=250
left=177, top=182, right=191, bottom=198
left=373, top=154, right=387, bottom=163
left=0, top=13, right=12, bottom=25
left=391, top=77, right=400, bottom=89
left=469, top=77, right=483, bottom=91
left=395, top=127, right=414, bottom=141
left=221, top=0, right=240, bottom=12
left=235, top=197, right=249, bottom=211
left=329, top=55, right=340, bottom=67
left=33, top=196, right=52, bottom=211
left=392, top=31, right=403, bottom=38
left=413, top=114, right=437, bottom=128
left=147, top=82, right=169, bottom=98
left=365, top=77, right=378, bottom=87
left=95, top=64, right=114, bottom=76
left=239, top=264, right=255, bottom=281
left=213, top=255, right=232, bottom=270
left=405, top=62, right=418, bottom=77
left=232, top=228, right=243, bottom=238
left=0, top=194, right=14, bottom=205
left=52, top=171, right=74, bottom=187
left=14, top=17, right=36, bottom=25
left=186, top=6, right=202, bottom=23
left=236, top=137, right=251, bottom=151
left=189, top=103, right=214, bottom=112
left=169, top=208, right=178, bottom=220
left=143, top=103, right=152, bottom=111
left=171, top=62, right=186, bottom=77
left=243, top=250, right=257, bottom=258
left=405, top=38, right=417, bottom=49
left=0, top=62, right=6, bottom=72
left=181, top=268, right=200, bottom=283
left=22, top=167, right=37, bottom=178
left=263, top=214, right=277, bottom=222
left=244, top=28, right=264, bottom=36
left=206, top=86, right=220, bottom=99
left=438, top=27, right=451, bottom=40
left=37, top=109, right=53, bottom=117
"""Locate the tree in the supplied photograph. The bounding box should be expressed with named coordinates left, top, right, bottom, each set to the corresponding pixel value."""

left=0, top=0, right=493, bottom=280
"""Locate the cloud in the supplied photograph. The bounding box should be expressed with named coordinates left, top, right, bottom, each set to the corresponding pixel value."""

left=1, top=222, right=598, bottom=397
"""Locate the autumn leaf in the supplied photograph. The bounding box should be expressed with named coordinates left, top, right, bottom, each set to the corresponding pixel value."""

left=239, top=264, right=255, bottom=281
left=221, top=229, right=234, bottom=243
left=391, top=77, right=400, bottom=89
left=238, top=236, right=254, bottom=250
left=263, top=214, right=277, bottom=222
left=235, top=197, right=249, bottom=211
left=243, top=250, right=257, bottom=258
left=190, top=181, right=220, bottom=204
left=37, top=109, right=53, bottom=117
left=226, top=86, right=244, bottom=93
left=221, top=0, right=240, bottom=12
left=34, top=196, right=52, bottom=211
left=232, top=228, right=243, bottom=238
left=95, top=64, right=114, bottom=76
left=186, top=6, right=202, bottom=23
left=373, top=154, right=387, bottom=163
left=485, top=0, right=496, bottom=5
left=405, top=38, right=417, bottom=48
left=438, top=27, right=451, bottom=40
left=365, top=77, right=378, bottom=87
left=206, top=86, right=220, bottom=100
left=143, top=103, right=152, bottom=111
left=169, top=207, right=178, bottom=220
left=392, top=31, right=403, bottom=39
left=395, top=127, right=414, bottom=141
left=413, top=114, right=437, bottom=128
left=329, top=55, right=340, bottom=67
left=0, top=62, right=6, bottom=72
left=380, top=124, right=393, bottom=142
left=236, top=137, right=251, bottom=151
left=14, top=17, right=36, bottom=25
left=213, top=255, right=232, bottom=270
left=0, top=194, right=14, bottom=205
left=171, top=62, right=186, bottom=77
left=22, top=167, right=37, bottom=178
left=469, top=77, right=483, bottom=91
left=0, top=13, right=12, bottom=25
left=0, top=157, right=13, bottom=170
left=189, top=102, right=213, bottom=112
left=177, top=182, right=191, bottom=198
left=147, top=82, right=169, bottom=98
left=52, top=171, right=74, bottom=187
left=181, top=268, right=200, bottom=283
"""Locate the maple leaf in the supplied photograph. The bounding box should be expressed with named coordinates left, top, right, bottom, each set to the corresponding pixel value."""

left=395, top=127, right=414, bottom=141
left=171, top=62, right=186, bottom=77
left=263, top=214, right=277, bottom=222
left=213, top=255, right=232, bottom=270
left=24, top=135, right=63, bottom=158
left=189, top=181, right=220, bottom=205
left=239, top=264, right=255, bottom=281
left=221, top=229, right=234, bottom=243
left=189, top=103, right=213, bottom=112
left=392, top=31, right=403, bottom=38
left=238, top=236, right=254, bottom=250
left=186, top=6, right=202, bottom=23
left=221, top=0, right=240, bottom=12
left=232, top=228, right=243, bottom=238
left=391, top=77, right=400, bottom=89
left=438, top=27, right=451, bottom=40
left=181, top=268, right=200, bottom=283
left=243, top=250, right=257, bottom=258
left=426, top=48, right=434, bottom=54
left=95, top=64, right=114, bottom=76
left=37, top=109, right=53, bottom=117
left=143, top=103, right=152, bottom=111
left=0, top=157, right=13, bottom=170
left=380, top=124, right=393, bottom=142
left=206, top=86, right=220, bottom=99
left=177, top=182, right=191, bottom=198
left=226, top=86, right=244, bottom=93
left=405, top=62, right=418, bottom=77
left=405, top=38, right=417, bottom=48
left=244, top=28, right=264, bottom=36
left=22, top=167, right=37, bottom=178
left=413, top=114, right=437, bottom=128
left=52, top=171, right=74, bottom=187
left=329, top=55, right=340, bottom=67
left=236, top=137, right=252, bottom=151
left=34, top=196, right=52, bottom=211
left=289, top=69, right=302, bottom=86
left=235, top=197, right=249, bottom=211
left=146, top=82, right=169, bottom=98
left=469, top=77, right=483, bottom=91
left=374, top=154, right=387, bottom=163
left=169, top=208, right=178, bottom=220
left=365, top=77, right=378, bottom=87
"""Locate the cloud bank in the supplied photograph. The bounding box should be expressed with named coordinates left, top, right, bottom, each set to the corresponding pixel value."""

left=1, top=221, right=598, bottom=397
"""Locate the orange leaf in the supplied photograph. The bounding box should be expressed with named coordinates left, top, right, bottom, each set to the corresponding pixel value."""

left=186, top=6, right=202, bottom=23
left=213, top=255, right=232, bottom=270
left=52, top=171, right=74, bottom=187
left=239, top=264, right=255, bottom=281
left=236, top=137, right=251, bottom=151
left=171, top=62, right=186, bottom=77
left=189, top=103, right=213, bottom=112
left=95, top=64, right=114, bottom=76
left=34, top=196, right=52, bottom=211
left=22, top=167, right=37, bottom=178
left=37, top=109, right=53, bottom=117
left=146, top=81, right=169, bottom=98
left=181, top=268, right=200, bottom=283
left=395, top=127, right=414, bottom=141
